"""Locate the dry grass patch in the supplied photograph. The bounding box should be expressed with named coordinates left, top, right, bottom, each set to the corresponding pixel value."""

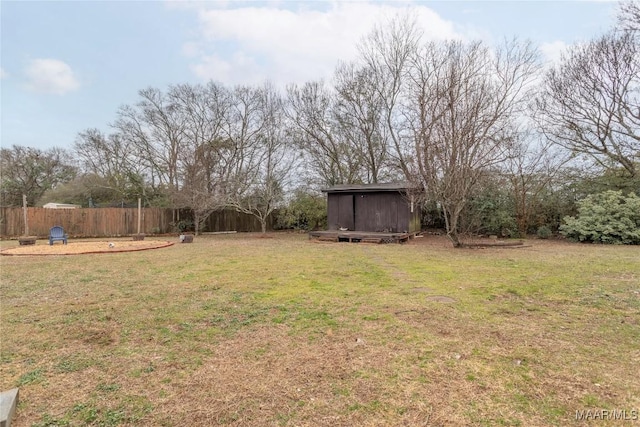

left=0, top=234, right=638, bottom=426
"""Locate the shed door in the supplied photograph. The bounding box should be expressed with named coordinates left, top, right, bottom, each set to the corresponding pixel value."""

left=355, top=193, right=398, bottom=232
left=336, top=194, right=354, bottom=230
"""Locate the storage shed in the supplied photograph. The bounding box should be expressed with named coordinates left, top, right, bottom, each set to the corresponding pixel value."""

left=323, top=182, right=420, bottom=234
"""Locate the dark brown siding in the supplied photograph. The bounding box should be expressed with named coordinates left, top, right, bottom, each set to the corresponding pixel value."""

left=355, top=192, right=400, bottom=232
left=325, top=190, right=419, bottom=233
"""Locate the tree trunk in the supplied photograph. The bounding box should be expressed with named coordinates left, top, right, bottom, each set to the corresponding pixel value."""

left=515, top=187, right=528, bottom=237
left=446, top=223, right=463, bottom=248
left=260, top=219, right=267, bottom=234
left=444, top=203, right=463, bottom=248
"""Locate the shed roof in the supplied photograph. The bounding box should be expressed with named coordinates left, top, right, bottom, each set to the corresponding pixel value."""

left=321, top=182, right=415, bottom=193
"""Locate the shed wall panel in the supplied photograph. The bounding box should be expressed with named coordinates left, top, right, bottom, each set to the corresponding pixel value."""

left=355, top=193, right=401, bottom=232
left=338, top=195, right=355, bottom=230
left=327, top=194, right=354, bottom=230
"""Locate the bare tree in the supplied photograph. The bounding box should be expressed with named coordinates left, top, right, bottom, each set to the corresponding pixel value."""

left=504, top=134, right=569, bottom=235
left=227, top=83, right=295, bottom=233
left=619, top=1, right=640, bottom=31
left=536, top=30, right=640, bottom=178
left=74, top=128, right=148, bottom=204
left=113, top=87, right=188, bottom=193
left=174, top=141, right=227, bottom=234
left=0, top=145, right=76, bottom=206
left=407, top=39, right=540, bottom=246
left=333, top=62, right=389, bottom=183
left=112, top=84, right=248, bottom=231
left=357, top=14, right=422, bottom=179
left=169, top=82, right=233, bottom=234
left=286, top=81, right=363, bottom=186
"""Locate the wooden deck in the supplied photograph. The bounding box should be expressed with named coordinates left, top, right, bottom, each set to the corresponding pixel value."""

left=308, top=230, right=415, bottom=244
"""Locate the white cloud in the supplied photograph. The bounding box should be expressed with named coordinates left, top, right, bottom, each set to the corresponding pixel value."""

left=540, top=40, right=569, bottom=67
left=185, top=2, right=463, bottom=86
left=24, top=58, right=80, bottom=95
left=192, top=51, right=263, bottom=85
left=182, top=41, right=202, bottom=58
left=0, top=67, right=8, bottom=79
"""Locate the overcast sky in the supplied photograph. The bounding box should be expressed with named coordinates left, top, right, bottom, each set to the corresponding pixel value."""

left=1, top=1, right=619, bottom=151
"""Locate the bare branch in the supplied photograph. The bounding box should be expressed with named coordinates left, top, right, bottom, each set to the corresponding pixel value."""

left=536, top=30, right=640, bottom=178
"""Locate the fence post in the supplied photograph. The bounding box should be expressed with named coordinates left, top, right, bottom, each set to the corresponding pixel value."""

left=22, top=194, right=28, bottom=236
left=137, top=198, right=142, bottom=235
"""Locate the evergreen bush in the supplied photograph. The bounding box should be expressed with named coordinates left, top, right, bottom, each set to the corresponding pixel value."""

left=536, top=225, right=552, bottom=239
left=560, top=191, right=640, bottom=244
left=277, top=190, right=327, bottom=231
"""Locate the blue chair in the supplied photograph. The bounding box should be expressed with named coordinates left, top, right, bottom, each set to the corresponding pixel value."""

left=49, top=226, right=68, bottom=245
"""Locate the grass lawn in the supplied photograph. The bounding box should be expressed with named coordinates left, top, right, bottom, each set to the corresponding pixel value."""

left=1, top=233, right=638, bottom=426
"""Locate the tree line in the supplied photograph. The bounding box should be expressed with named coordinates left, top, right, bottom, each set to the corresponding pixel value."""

left=2, top=2, right=638, bottom=244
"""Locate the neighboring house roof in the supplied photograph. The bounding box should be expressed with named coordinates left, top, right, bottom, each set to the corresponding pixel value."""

left=321, top=182, right=415, bottom=193
left=43, top=203, right=80, bottom=209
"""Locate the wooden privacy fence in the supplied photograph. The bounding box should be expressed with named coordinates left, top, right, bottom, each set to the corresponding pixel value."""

left=0, top=207, right=173, bottom=238
left=0, top=207, right=275, bottom=238
left=202, top=209, right=276, bottom=233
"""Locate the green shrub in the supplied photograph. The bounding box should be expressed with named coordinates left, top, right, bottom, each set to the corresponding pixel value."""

left=536, top=225, right=552, bottom=239
left=560, top=190, right=640, bottom=244
left=463, top=178, right=518, bottom=236
left=277, top=190, right=327, bottom=231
